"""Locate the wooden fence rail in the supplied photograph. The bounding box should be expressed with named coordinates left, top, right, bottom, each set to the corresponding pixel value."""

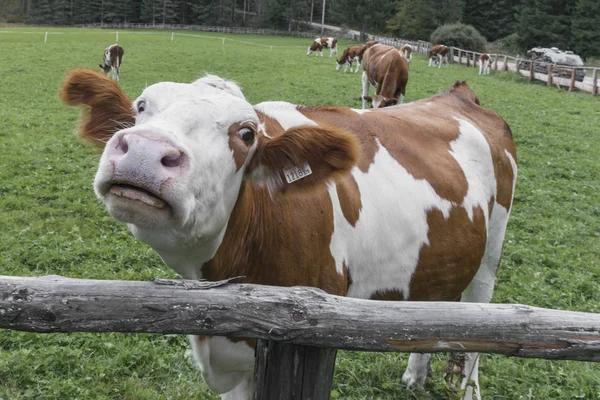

left=448, top=46, right=599, bottom=96
left=2, top=275, right=600, bottom=398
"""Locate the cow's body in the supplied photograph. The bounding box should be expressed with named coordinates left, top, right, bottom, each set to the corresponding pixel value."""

left=429, top=44, right=449, bottom=68
left=365, top=40, right=378, bottom=48
left=479, top=53, right=491, bottom=75
left=61, top=70, right=517, bottom=400
left=307, top=37, right=338, bottom=57
left=361, top=44, right=409, bottom=108
left=99, top=44, right=124, bottom=81
left=336, top=45, right=367, bottom=73
left=400, top=44, right=413, bottom=63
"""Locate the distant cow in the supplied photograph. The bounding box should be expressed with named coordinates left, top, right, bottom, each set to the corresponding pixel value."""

left=336, top=45, right=367, bottom=73
left=61, top=69, right=517, bottom=400
left=362, top=44, right=409, bottom=108
left=365, top=40, right=378, bottom=48
left=307, top=37, right=338, bottom=57
left=429, top=44, right=449, bottom=68
left=99, top=44, right=124, bottom=81
left=479, top=53, right=491, bottom=75
left=400, top=44, right=413, bottom=63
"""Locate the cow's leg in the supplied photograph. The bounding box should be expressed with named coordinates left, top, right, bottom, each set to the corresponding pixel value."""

left=401, top=353, right=431, bottom=389
left=478, top=62, right=483, bottom=75
left=354, top=61, right=361, bottom=73
left=449, top=202, right=513, bottom=400
left=437, top=55, right=443, bottom=69
left=361, top=71, right=370, bottom=109
left=189, top=335, right=255, bottom=400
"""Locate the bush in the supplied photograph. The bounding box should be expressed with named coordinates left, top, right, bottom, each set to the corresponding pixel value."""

left=488, top=33, right=522, bottom=57
left=430, top=23, right=488, bottom=53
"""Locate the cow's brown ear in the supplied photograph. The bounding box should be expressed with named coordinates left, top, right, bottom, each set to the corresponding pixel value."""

left=246, top=124, right=360, bottom=194
left=60, top=68, right=134, bottom=149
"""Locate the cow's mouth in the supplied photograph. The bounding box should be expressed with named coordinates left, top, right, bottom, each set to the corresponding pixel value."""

left=109, top=184, right=167, bottom=209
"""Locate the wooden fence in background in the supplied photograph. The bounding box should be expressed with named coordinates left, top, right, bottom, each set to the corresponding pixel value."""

left=1, top=275, right=600, bottom=399
left=449, top=46, right=599, bottom=96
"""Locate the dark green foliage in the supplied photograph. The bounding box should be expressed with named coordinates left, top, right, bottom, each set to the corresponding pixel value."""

left=430, top=22, right=488, bottom=52
left=571, top=0, right=600, bottom=59
left=517, top=0, right=576, bottom=51
left=387, top=0, right=436, bottom=40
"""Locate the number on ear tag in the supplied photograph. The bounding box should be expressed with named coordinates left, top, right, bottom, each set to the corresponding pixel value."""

left=283, top=162, right=313, bottom=184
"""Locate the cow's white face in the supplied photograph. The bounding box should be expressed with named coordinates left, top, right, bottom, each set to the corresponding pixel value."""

left=94, top=81, right=259, bottom=246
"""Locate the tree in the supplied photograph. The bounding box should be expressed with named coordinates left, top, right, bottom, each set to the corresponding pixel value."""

left=387, top=0, right=436, bottom=40
left=571, top=0, right=600, bottom=58
left=517, top=0, right=576, bottom=50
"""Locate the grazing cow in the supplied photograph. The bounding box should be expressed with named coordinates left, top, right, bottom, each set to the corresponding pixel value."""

left=479, top=53, right=492, bottom=75
left=361, top=44, right=409, bottom=108
left=99, top=44, right=124, bottom=81
left=307, top=37, right=338, bottom=57
left=365, top=40, right=378, bottom=48
left=429, top=44, right=449, bottom=68
left=400, top=44, right=413, bottom=63
left=60, top=69, right=517, bottom=400
left=336, top=45, right=367, bottom=73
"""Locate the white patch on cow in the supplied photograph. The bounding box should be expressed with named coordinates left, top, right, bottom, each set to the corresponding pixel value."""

left=257, top=121, right=271, bottom=138
left=189, top=335, right=255, bottom=396
left=350, top=108, right=370, bottom=114
left=328, top=139, right=453, bottom=299
left=253, top=102, right=317, bottom=130
left=449, top=118, right=496, bottom=224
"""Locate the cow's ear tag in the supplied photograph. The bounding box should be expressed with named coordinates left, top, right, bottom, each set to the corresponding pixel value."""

left=283, top=162, right=312, bottom=184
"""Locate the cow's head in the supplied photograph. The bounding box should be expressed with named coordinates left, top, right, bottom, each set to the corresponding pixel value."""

left=363, top=95, right=397, bottom=108
left=335, top=58, right=345, bottom=71
left=60, top=69, right=359, bottom=249
left=99, top=64, right=111, bottom=73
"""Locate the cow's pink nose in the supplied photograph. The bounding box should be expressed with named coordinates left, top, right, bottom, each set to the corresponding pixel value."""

left=112, top=132, right=187, bottom=172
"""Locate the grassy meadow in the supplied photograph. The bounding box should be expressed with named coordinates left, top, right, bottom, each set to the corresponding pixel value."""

left=0, top=27, right=599, bottom=399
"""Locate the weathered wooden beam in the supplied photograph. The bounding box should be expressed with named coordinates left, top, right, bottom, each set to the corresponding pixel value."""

left=593, top=68, right=598, bottom=96
left=253, top=340, right=336, bottom=400
left=1, top=275, right=600, bottom=361
left=570, top=68, right=577, bottom=92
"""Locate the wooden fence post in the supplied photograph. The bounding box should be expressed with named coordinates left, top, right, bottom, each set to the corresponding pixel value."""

left=493, top=54, right=499, bottom=70
left=466, top=52, right=471, bottom=67
left=503, top=55, right=508, bottom=71
left=473, top=52, right=478, bottom=68
left=548, top=65, right=553, bottom=88
left=593, top=68, right=598, bottom=96
left=449, top=47, right=454, bottom=63
left=458, top=49, right=462, bottom=65
left=569, top=68, right=577, bottom=92
left=529, top=61, right=534, bottom=82
left=253, top=340, right=337, bottom=400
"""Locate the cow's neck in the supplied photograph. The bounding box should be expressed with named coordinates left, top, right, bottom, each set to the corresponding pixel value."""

left=129, top=222, right=229, bottom=280
left=200, top=183, right=277, bottom=283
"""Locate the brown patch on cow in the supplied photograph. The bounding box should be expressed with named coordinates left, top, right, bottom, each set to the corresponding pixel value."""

left=202, top=183, right=348, bottom=296
left=59, top=68, right=134, bottom=149
left=407, top=205, right=488, bottom=301
left=365, top=40, right=378, bottom=48
left=227, top=122, right=257, bottom=170
left=335, top=174, right=362, bottom=226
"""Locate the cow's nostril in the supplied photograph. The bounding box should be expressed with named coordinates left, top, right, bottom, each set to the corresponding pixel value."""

left=161, top=152, right=184, bottom=168
left=118, top=136, right=129, bottom=154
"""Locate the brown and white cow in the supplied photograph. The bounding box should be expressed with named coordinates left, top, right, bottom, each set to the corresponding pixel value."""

left=365, top=40, right=378, bottom=48
left=479, top=53, right=491, bottom=75
left=429, top=44, right=449, bottom=68
left=400, top=44, right=413, bottom=63
left=307, top=37, right=338, bottom=57
left=60, top=69, right=517, bottom=400
left=336, top=45, right=367, bottom=73
left=99, top=44, right=124, bottom=81
left=362, top=44, right=409, bottom=108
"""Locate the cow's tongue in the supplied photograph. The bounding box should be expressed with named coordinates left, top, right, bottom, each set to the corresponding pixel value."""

left=109, top=185, right=166, bottom=209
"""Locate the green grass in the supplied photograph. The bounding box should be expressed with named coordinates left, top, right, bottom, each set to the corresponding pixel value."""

left=1, top=27, right=599, bottom=399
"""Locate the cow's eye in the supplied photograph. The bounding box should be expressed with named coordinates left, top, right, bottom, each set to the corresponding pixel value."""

left=137, top=101, right=146, bottom=114
left=238, top=127, right=254, bottom=143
